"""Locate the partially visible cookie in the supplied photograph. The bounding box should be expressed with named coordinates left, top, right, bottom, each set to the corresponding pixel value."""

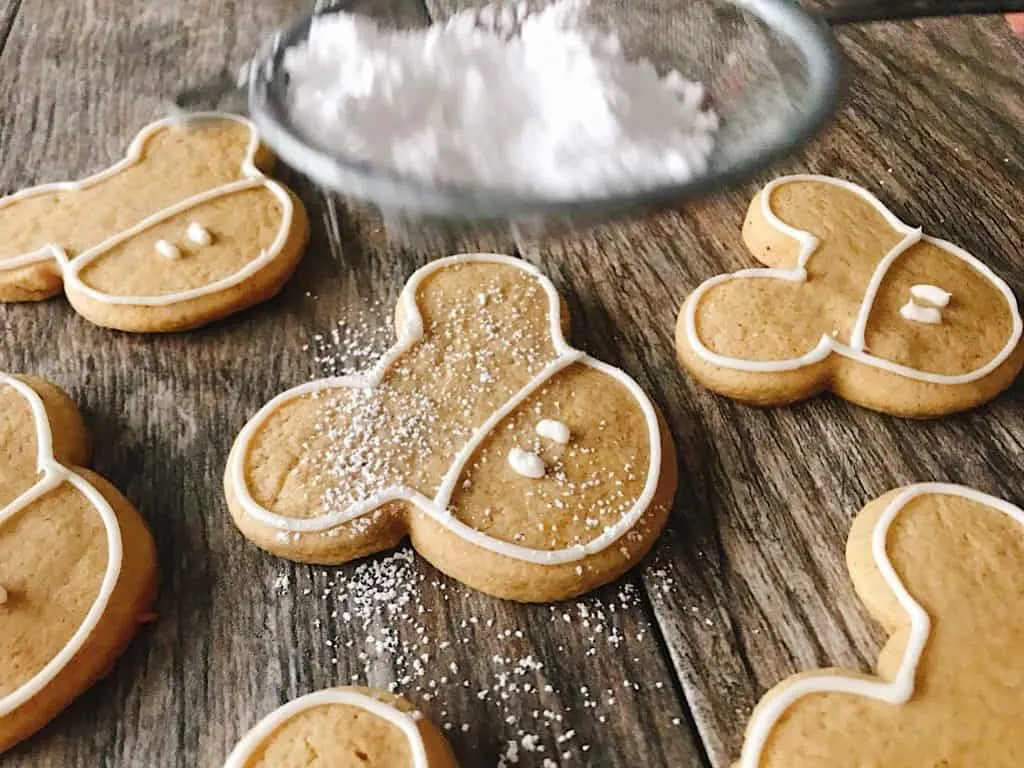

left=0, top=374, right=158, bottom=752
left=736, top=483, right=1024, bottom=767
left=224, top=687, right=458, bottom=768
left=0, top=112, right=309, bottom=332
left=676, top=175, right=1024, bottom=416
left=225, top=254, right=676, bottom=602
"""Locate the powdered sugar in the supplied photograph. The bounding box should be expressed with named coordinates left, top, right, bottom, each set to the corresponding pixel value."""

left=278, top=549, right=682, bottom=766
left=283, top=0, right=718, bottom=197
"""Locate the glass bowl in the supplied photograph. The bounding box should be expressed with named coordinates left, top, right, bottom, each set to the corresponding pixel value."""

left=247, top=0, right=841, bottom=226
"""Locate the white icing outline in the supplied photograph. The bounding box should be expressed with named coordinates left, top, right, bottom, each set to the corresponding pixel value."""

left=740, top=482, right=1024, bottom=767
left=227, top=254, right=662, bottom=565
left=223, top=689, right=428, bottom=768
left=0, top=112, right=294, bottom=307
left=683, top=175, right=1023, bottom=384
left=0, top=374, right=123, bottom=717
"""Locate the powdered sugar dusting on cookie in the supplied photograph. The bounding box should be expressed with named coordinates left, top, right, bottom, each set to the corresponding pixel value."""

left=266, top=265, right=576, bottom=536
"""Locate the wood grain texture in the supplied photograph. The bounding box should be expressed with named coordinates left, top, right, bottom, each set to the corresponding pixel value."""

left=813, top=0, right=1024, bottom=24
left=2, top=0, right=1022, bottom=766
left=0, top=0, right=703, bottom=766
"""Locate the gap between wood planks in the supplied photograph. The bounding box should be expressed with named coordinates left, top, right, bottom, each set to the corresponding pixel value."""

left=0, top=0, right=23, bottom=74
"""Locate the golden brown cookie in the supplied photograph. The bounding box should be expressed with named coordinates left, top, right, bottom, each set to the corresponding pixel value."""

left=736, top=483, right=1024, bottom=767
left=225, top=254, right=675, bottom=602
left=224, top=687, right=458, bottom=768
left=676, top=175, right=1023, bottom=417
left=0, top=374, right=158, bottom=752
left=0, top=112, right=309, bottom=332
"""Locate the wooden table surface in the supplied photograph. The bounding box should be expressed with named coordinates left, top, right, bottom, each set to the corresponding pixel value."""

left=1, top=1, right=1022, bottom=766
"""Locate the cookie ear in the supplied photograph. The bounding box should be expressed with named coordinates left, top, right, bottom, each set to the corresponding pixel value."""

left=0, top=193, right=71, bottom=301
left=683, top=269, right=834, bottom=367
left=135, top=116, right=259, bottom=171
left=0, top=379, right=45, bottom=504
left=744, top=177, right=908, bottom=272
left=0, top=376, right=91, bottom=508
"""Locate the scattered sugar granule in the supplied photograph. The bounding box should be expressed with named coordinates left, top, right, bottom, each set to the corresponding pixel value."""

left=283, top=0, right=718, bottom=197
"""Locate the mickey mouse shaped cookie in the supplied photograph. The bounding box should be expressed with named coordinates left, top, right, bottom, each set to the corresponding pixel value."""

left=0, top=374, right=157, bottom=752
left=0, top=112, right=309, bottom=332
left=737, top=483, right=1024, bottom=766
left=225, top=687, right=458, bottom=768
left=676, top=175, right=1024, bottom=416
left=225, top=254, right=676, bottom=602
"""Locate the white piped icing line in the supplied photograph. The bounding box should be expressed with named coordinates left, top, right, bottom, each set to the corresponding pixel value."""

left=155, top=239, right=181, bottom=260
left=739, top=483, right=1024, bottom=767
left=0, top=112, right=294, bottom=307
left=683, top=175, right=1022, bottom=384
left=228, top=254, right=662, bottom=565
left=536, top=418, right=570, bottom=444
left=0, top=374, right=123, bottom=717
left=911, top=284, right=951, bottom=307
left=223, top=689, right=429, bottom=768
left=186, top=221, right=213, bottom=246
left=508, top=447, right=546, bottom=479
left=899, top=300, right=942, bottom=325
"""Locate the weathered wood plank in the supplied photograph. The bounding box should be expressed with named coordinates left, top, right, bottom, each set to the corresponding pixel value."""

left=511, top=11, right=1024, bottom=767
left=0, top=1, right=705, bottom=767
left=0, top=0, right=20, bottom=61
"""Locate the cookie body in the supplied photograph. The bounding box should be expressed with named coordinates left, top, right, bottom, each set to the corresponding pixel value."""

left=737, top=483, right=1024, bottom=766
left=0, top=374, right=158, bottom=752
left=225, top=687, right=458, bottom=768
left=676, top=175, right=1023, bottom=416
left=0, top=112, right=309, bottom=332
left=225, top=254, right=675, bottom=602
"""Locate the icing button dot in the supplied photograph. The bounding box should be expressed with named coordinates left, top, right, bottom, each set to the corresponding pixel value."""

left=0, top=585, right=7, bottom=605
left=536, top=418, right=570, bottom=444
left=186, top=222, right=213, bottom=246
left=155, top=239, right=182, bottom=260
left=508, top=447, right=546, bottom=479
left=910, top=284, right=952, bottom=308
left=900, top=300, right=942, bottom=325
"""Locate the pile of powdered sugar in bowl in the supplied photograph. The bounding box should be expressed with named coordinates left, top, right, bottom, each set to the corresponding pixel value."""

left=282, top=0, right=719, bottom=198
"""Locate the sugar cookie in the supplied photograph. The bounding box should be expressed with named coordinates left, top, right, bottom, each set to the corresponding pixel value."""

left=676, top=175, right=1023, bottom=416
left=225, top=687, right=458, bottom=768
left=737, top=483, right=1024, bottom=767
left=225, top=254, right=676, bottom=602
left=0, top=374, right=158, bottom=752
left=0, top=112, right=309, bottom=332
